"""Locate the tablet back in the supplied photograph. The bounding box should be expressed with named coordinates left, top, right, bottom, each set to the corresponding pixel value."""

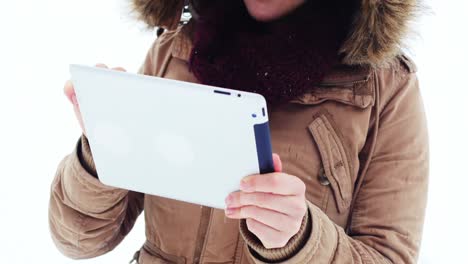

left=70, top=64, right=274, bottom=209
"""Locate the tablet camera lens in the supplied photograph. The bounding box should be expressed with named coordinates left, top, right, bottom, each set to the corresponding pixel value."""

left=252, top=113, right=257, bottom=118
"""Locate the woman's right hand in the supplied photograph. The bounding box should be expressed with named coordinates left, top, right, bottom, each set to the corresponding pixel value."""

left=64, top=63, right=126, bottom=136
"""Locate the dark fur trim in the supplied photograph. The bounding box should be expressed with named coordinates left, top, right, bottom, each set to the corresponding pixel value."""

left=131, top=0, right=183, bottom=29
left=130, top=0, right=421, bottom=65
left=340, top=0, right=421, bottom=66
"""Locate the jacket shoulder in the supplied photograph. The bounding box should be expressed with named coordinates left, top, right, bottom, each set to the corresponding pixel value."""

left=373, top=53, right=419, bottom=113
left=396, top=53, right=418, bottom=73
left=141, top=24, right=193, bottom=77
left=139, top=29, right=179, bottom=77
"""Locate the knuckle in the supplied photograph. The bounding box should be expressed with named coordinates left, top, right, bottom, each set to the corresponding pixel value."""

left=247, top=177, right=257, bottom=189
left=240, top=193, right=253, bottom=206
left=299, top=180, right=306, bottom=193
left=264, top=243, right=276, bottom=249
left=291, top=200, right=307, bottom=216
left=238, top=192, right=246, bottom=205
left=246, top=218, right=258, bottom=232
left=276, top=243, right=286, bottom=249
left=278, top=238, right=289, bottom=248
left=245, top=193, right=256, bottom=205
left=238, top=206, right=245, bottom=218
left=294, top=176, right=306, bottom=193
left=242, top=206, right=255, bottom=218
left=255, top=193, right=268, bottom=205
left=292, top=219, right=302, bottom=234
left=266, top=238, right=288, bottom=249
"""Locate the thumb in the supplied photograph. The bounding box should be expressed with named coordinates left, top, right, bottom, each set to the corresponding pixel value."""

left=272, top=153, right=282, bottom=172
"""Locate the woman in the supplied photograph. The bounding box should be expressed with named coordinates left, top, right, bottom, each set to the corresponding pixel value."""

left=49, top=0, right=429, bottom=263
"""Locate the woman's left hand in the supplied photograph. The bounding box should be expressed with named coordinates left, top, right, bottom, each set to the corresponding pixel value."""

left=224, top=153, right=308, bottom=249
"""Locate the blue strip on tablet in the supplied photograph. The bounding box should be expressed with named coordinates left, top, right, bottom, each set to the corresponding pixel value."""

left=254, top=122, right=275, bottom=174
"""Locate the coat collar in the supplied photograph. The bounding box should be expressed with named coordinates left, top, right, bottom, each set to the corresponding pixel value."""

left=170, top=20, right=375, bottom=108
left=133, top=0, right=422, bottom=66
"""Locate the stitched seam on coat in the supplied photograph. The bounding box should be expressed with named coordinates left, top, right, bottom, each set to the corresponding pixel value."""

left=325, top=131, right=347, bottom=210
left=320, top=179, right=330, bottom=212
left=345, top=70, right=379, bottom=232
left=310, top=118, right=347, bottom=212
left=324, top=122, right=352, bottom=206
left=199, top=208, right=214, bottom=262
left=320, top=111, right=354, bottom=206
left=192, top=207, right=213, bottom=263
left=233, top=231, right=243, bottom=264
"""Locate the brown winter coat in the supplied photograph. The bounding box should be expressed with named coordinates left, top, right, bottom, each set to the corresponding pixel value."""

left=49, top=1, right=429, bottom=263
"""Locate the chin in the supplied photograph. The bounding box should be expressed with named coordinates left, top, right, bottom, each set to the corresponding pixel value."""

left=243, top=0, right=304, bottom=22
left=248, top=10, right=279, bottom=22
left=246, top=8, right=278, bottom=21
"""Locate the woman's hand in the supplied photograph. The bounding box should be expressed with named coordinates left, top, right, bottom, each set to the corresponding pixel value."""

left=63, top=63, right=126, bottom=136
left=225, top=153, right=308, bottom=249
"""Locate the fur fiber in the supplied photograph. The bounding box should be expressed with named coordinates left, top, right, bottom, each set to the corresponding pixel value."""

left=131, top=0, right=183, bottom=29
left=340, top=0, right=421, bottom=65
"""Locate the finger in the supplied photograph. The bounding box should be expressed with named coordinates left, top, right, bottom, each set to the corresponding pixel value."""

left=95, top=63, right=108, bottom=68
left=64, top=80, right=75, bottom=103
left=66, top=63, right=109, bottom=103
left=72, top=101, right=86, bottom=134
left=240, top=173, right=306, bottom=195
left=245, top=218, right=289, bottom=249
left=272, top=153, right=282, bottom=172
left=226, top=191, right=306, bottom=218
left=71, top=94, right=78, bottom=105
left=225, top=205, right=292, bottom=232
left=111, top=66, right=126, bottom=72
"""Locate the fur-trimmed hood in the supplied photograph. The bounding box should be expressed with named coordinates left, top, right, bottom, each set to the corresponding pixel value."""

left=131, top=0, right=421, bottom=66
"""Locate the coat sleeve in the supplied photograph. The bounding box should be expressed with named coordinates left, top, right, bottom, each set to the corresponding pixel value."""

left=48, top=39, right=160, bottom=259
left=239, top=64, right=430, bottom=264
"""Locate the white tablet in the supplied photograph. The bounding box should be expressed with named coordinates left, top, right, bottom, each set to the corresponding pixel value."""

left=69, top=64, right=274, bottom=209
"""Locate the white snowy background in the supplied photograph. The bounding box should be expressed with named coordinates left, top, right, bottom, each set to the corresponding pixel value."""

left=0, top=0, right=466, bottom=263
